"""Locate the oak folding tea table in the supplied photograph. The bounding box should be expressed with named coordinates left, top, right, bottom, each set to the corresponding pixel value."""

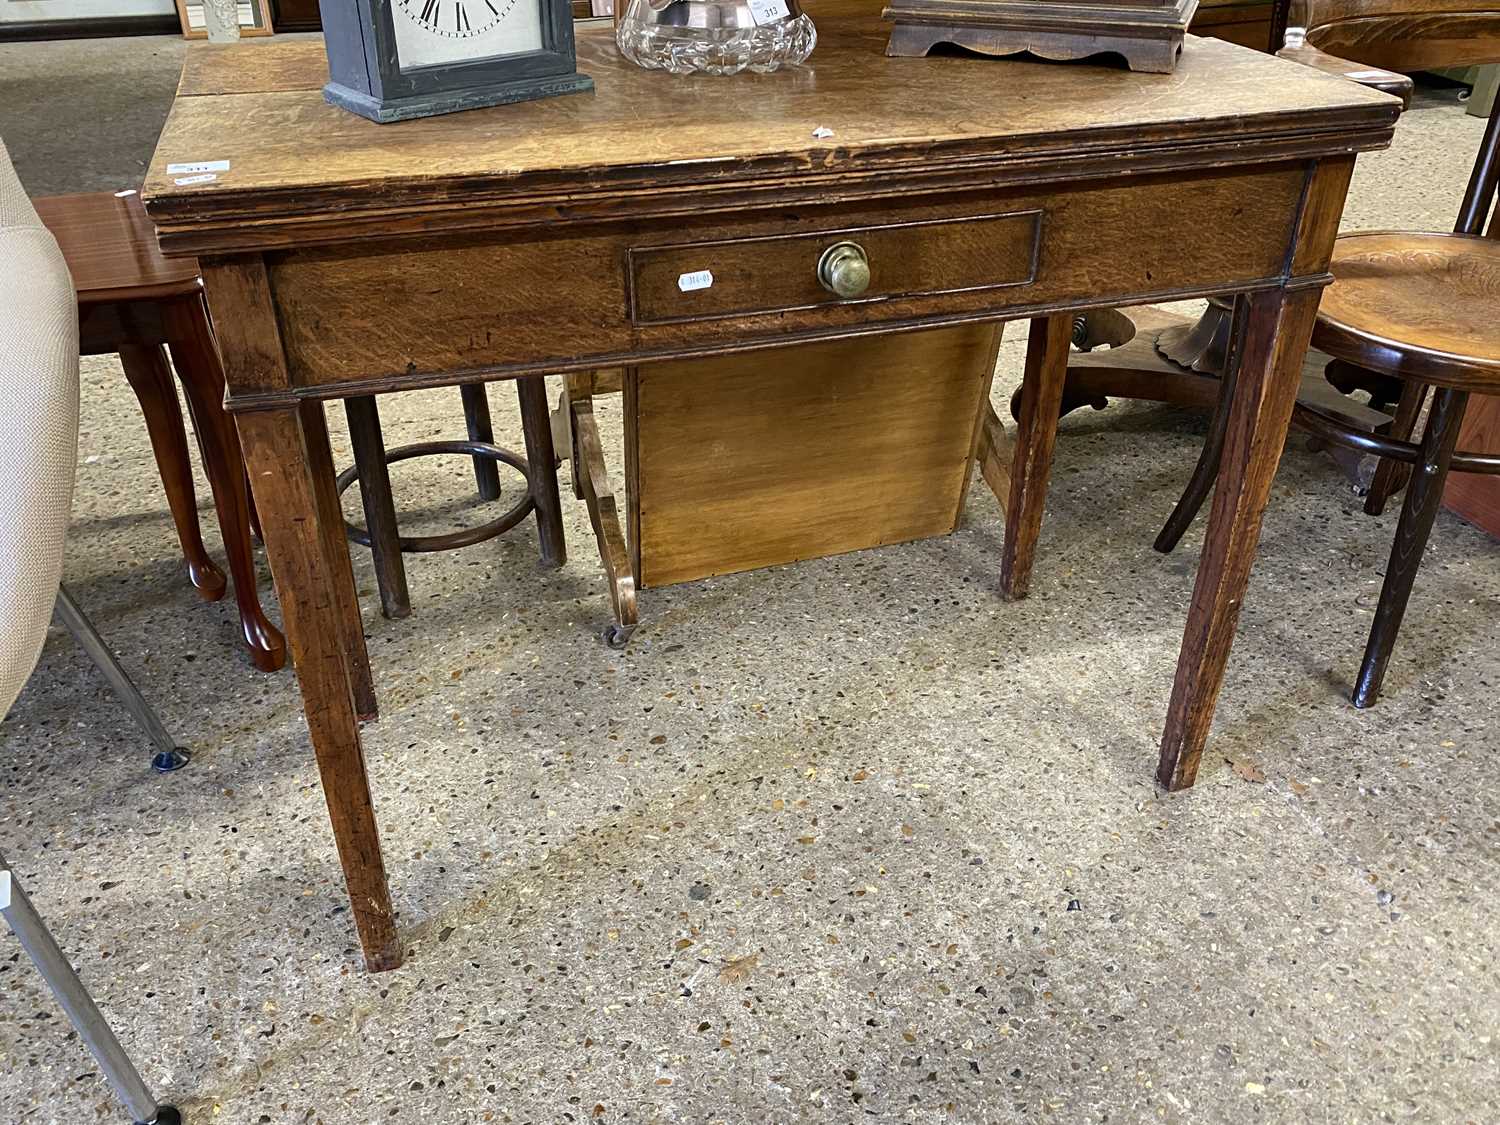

left=143, top=17, right=1398, bottom=971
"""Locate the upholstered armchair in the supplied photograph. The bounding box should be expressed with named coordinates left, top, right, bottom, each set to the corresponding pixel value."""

left=0, top=138, right=182, bottom=1125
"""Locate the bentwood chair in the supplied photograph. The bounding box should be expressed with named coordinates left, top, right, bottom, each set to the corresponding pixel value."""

left=1, top=141, right=182, bottom=1125
left=1157, top=0, right=1500, bottom=707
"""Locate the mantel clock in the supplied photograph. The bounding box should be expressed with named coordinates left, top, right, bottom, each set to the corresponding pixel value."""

left=320, top=0, right=593, bottom=123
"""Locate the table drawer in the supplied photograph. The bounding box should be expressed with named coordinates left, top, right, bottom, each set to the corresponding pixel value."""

left=628, top=211, right=1043, bottom=324
left=268, top=163, right=1310, bottom=392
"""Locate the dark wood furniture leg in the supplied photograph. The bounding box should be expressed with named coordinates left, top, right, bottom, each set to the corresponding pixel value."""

left=117, top=343, right=227, bottom=601
left=344, top=395, right=413, bottom=620
left=1352, top=387, right=1471, bottom=708
left=517, top=374, right=566, bottom=569
left=1364, top=380, right=1429, bottom=515
left=164, top=294, right=287, bottom=672
left=236, top=403, right=398, bottom=969
left=1000, top=314, right=1073, bottom=599
left=460, top=384, right=502, bottom=502
left=1154, top=296, right=1250, bottom=554
left=1157, top=286, right=1320, bottom=791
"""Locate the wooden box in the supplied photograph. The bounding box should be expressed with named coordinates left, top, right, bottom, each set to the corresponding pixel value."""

left=883, top=0, right=1199, bottom=73
left=627, top=326, right=1003, bottom=587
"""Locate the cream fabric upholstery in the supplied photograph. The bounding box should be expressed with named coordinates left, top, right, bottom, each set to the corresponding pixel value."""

left=0, top=139, right=79, bottom=720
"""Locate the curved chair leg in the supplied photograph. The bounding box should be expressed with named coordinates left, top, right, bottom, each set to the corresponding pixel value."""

left=460, top=383, right=502, bottom=501
left=1154, top=296, right=1249, bottom=554
left=167, top=296, right=287, bottom=672
left=1, top=854, right=182, bottom=1125
left=118, top=343, right=226, bottom=602
left=1364, top=380, right=1429, bottom=516
left=1352, top=387, right=1469, bottom=708
left=54, top=585, right=190, bottom=773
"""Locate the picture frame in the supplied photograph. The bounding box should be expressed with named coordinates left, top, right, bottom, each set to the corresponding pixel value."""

left=175, top=0, right=275, bottom=39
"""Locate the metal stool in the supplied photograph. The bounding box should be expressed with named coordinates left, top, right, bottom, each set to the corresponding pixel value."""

left=338, top=377, right=565, bottom=618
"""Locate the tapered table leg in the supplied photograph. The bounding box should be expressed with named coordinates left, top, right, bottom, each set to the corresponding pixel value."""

left=1001, top=314, right=1073, bottom=599
left=236, top=404, right=400, bottom=971
left=1157, top=287, right=1321, bottom=791
left=302, top=400, right=379, bottom=721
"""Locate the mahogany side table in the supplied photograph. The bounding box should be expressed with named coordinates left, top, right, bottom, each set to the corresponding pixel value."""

left=143, top=20, right=1398, bottom=971
left=35, top=189, right=285, bottom=672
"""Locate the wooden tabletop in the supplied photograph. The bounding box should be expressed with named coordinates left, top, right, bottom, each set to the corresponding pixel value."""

left=34, top=190, right=200, bottom=303
left=143, top=16, right=1398, bottom=255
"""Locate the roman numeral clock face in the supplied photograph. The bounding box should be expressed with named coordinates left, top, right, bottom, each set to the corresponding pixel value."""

left=391, top=0, right=544, bottom=70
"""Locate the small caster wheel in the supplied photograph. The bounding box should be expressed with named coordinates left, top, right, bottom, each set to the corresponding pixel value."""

left=602, top=624, right=633, bottom=650
left=151, top=747, right=192, bottom=774
left=143, top=1106, right=182, bottom=1125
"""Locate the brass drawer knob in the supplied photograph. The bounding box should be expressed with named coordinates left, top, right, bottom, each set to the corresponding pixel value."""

left=817, top=241, right=871, bottom=299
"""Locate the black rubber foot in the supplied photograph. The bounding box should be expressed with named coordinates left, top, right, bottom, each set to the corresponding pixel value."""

left=602, top=624, right=632, bottom=650
left=151, top=748, right=192, bottom=774
left=142, top=1106, right=182, bottom=1125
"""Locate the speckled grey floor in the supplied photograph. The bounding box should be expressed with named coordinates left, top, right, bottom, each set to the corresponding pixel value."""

left=1, top=37, right=1498, bottom=1125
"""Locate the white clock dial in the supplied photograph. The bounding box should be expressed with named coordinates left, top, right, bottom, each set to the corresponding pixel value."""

left=392, top=0, right=544, bottom=71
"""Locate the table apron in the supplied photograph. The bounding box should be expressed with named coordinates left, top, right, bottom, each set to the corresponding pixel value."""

left=233, top=162, right=1321, bottom=408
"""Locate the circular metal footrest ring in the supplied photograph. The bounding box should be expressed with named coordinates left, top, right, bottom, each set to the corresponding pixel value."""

left=336, top=439, right=536, bottom=554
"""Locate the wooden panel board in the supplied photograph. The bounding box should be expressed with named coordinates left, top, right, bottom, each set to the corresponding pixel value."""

left=632, top=325, right=1001, bottom=587
left=1444, top=394, right=1500, bottom=539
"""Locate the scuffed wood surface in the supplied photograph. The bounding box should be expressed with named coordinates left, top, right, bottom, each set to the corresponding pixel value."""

left=144, top=16, right=1397, bottom=254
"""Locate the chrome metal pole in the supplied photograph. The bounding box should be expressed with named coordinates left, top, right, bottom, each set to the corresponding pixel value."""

left=0, top=855, right=178, bottom=1124
left=53, top=585, right=189, bottom=773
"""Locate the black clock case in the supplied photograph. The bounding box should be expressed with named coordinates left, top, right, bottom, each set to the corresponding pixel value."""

left=320, top=0, right=593, bottom=123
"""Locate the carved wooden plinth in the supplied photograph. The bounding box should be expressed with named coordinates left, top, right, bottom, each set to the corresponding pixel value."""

left=883, top=0, right=1198, bottom=73
left=1053, top=303, right=1396, bottom=496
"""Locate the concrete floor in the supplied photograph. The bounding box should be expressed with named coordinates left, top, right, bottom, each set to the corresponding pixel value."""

left=1, top=34, right=1498, bottom=1125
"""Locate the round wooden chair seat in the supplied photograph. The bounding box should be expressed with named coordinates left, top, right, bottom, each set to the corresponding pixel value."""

left=1314, top=231, right=1500, bottom=391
